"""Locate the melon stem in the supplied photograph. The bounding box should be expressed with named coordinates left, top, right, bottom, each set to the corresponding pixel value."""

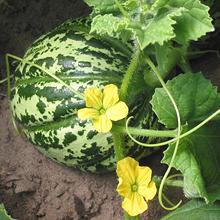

left=112, top=128, right=125, bottom=161
left=119, top=48, right=140, bottom=102
left=113, top=125, right=177, bottom=138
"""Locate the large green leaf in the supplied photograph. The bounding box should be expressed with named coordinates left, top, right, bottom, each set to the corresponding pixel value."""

left=152, top=0, right=214, bottom=45
left=151, top=72, right=220, bottom=128
left=170, top=0, right=214, bottom=44
left=162, top=123, right=220, bottom=202
left=161, top=200, right=220, bottom=220
left=0, top=204, right=13, bottom=220
left=131, top=7, right=184, bottom=49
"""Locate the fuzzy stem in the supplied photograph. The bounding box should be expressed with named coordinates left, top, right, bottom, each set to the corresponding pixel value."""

left=112, top=48, right=141, bottom=220
left=119, top=48, right=140, bottom=102
left=113, top=124, right=177, bottom=138
left=126, top=109, right=220, bottom=148
left=112, top=129, right=125, bottom=161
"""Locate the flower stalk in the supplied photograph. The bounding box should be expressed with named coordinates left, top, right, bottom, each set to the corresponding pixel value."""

left=112, top=129, right=125, bottom=161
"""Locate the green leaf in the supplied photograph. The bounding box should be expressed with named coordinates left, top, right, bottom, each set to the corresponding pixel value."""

left=153, top=0, right=214, bottom=45
left=162, top=123, right=220, bottom=202
left=0, top=204, right=13, bottom=220
left=161, top=199, right=220, bottom=220
left=131, top=7, right=184, bottom=49
left=90, top=14, right=129, bottom=37
left=172, top=0, right=214, bottom=44
left=151, top=72, right=220, bottom=128
left=87, top=0, right=213, bottom=49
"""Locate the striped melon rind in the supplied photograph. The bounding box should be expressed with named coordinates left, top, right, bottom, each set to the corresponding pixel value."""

left=11, top=19, right=155, bottom=173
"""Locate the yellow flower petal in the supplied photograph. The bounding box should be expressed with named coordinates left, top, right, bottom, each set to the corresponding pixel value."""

left=92, top=114, right=112, bottom=133
left=136, top=166, right=152, bottom=186
left=116, top=157, right=138, bottom=185
left=77, top=108, right=99, bottom=120
left=116, top=177, right=132, bottom=199
left=84, top=88, right=103, bottom=109
left=138, top=181, right=157, bottom=201
left=122, top=193, right=148, bottom=217
left=106, top=101, right=128, bottom=121
left=103, top=84, right=119, bottom=109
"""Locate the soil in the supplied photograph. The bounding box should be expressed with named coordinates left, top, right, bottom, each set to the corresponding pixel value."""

left=0, top=0, right=219, bottom=220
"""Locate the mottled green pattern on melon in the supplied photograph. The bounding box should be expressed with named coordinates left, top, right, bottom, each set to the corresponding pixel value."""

left=16, top=21, right=128, bottom=80
left=12, top=79, right=122, bottom=126
left=24, top=116, right=116, bottom=172
left=11, top=19, right=155, bottom=173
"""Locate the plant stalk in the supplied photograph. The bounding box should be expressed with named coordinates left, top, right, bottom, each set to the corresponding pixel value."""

left=115, top=45, right=142, bottom=220
left=112, top=129, right=125, bottom=161
left=119, top=48, right=140, bottom=102
left=113, top=125, right=177, bottom=138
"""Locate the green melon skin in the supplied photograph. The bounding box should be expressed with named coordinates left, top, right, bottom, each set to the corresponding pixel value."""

left=11, top=19, right=155, bottom=173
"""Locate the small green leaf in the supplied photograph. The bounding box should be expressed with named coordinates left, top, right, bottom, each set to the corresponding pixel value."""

left=90, top=14, right=129, bottom=37
left=161, top=199, right=220, bottom=220
left=162, top=123, right=220, bottom=202
left=0, top=204, right=13, bottom=220
left=151, top=72, right=220, bottom=128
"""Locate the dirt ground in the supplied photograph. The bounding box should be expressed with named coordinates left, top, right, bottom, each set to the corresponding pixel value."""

left=0, top=0, right=220, bottom=219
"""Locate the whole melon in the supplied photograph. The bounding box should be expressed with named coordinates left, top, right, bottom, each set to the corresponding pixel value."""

left=11, top=19, right=155, bottom=173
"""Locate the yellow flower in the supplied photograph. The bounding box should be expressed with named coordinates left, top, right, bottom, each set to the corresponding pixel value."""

left=116, top=157, right=157, bottom=217
left=77, top=84, right=129, bottom=133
